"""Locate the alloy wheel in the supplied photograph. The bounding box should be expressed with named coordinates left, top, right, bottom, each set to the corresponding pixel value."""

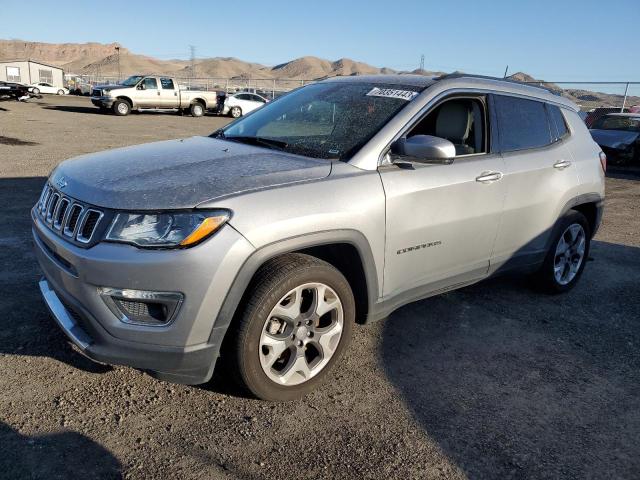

left=553, top=223, right=586, bottom=285
left=259, top=282, right=344, bottom=386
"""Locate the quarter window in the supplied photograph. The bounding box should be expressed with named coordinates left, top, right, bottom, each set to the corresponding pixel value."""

left=547, top=104, right=569, bottom=140
left=495, top=95, right=552, bottom=152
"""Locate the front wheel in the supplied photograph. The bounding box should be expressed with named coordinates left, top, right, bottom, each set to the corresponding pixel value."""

left=112, top=99, right=131, bottom=116
left=230, top=106, right=242, bottom=118
left=32, top=88, right=40, bottom=95
left=225, top=254, right=355, bottom=401
left=57, top=89, right=65, bottom=95
left=534, top=210, right=591, bottom=293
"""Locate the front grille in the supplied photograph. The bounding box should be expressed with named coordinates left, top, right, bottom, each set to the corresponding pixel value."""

left=91, top=89, right=102, bottom=97
left=36, top=183, right=105, bottom=246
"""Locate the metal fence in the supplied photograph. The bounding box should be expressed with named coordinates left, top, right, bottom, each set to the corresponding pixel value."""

left=523, top=82, right=640, bottom=112
left=65, top=75, right=640, bottom=111
left=65, top=74, right=314, bottom=99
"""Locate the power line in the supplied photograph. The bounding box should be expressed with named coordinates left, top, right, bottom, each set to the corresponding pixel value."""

left=189, top=45, right=196, bottom=78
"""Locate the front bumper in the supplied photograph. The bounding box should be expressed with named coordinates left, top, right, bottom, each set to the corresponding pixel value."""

left=32, top=208, right=254, bottom=384
left=91, top=96, right=114, bottom=108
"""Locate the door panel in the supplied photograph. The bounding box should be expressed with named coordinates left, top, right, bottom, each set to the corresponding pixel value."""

left=158, top=78, right=179, bottom=107
left=380, top=153, right=506, bottom=297
left=492, top=143, right=579, bottom=265
left=136, top=77, right=160, bottom=107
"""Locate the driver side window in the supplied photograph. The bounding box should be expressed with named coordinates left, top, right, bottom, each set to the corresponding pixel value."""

left=142, top=77, right=158, bottom=90
left=407, top=97, right=487, bottom=156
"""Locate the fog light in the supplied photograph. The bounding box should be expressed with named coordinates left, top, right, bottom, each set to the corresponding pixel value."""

left=98, top=287, right=184, bottom=326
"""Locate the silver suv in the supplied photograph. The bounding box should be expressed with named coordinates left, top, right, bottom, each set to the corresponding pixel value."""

left=33, top=74, right=605, bottom=401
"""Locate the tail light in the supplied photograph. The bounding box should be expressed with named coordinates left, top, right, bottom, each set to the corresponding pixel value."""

left=599, top=151, right=607, bottom=173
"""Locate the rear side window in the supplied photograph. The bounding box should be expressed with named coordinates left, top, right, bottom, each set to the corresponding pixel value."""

left=494, top=95, right=552, bottom=152
left=548, top=104, right=569, bottom=139
left=160, top=78, right=175, bottom=89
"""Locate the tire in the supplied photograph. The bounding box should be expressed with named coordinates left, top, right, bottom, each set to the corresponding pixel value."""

left=534, top=210, right=591, bottom=293
left=112, top=99, right=131, bottom=116
left=57, top=89, right=65, bottom=95
left=225, top=253, right=355, bottom=401
left=230, top=106, right=242, bottom=118
left=32, top=88, right=40, bottom=95
left=190, top=102, right=205, bottom=117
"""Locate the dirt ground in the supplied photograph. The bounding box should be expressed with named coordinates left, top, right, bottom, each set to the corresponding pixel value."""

left=1, top=95, right=639, bottom=480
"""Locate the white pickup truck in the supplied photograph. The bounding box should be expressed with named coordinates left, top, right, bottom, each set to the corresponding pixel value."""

left=90, top=75, right=219, bottom=117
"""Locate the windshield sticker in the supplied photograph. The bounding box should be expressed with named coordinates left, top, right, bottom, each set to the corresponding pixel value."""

left=366, top=87, right=418, bottom=101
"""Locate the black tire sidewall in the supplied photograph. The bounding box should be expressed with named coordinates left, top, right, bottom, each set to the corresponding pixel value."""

left=238, top=263, right=355, bottom=401
left=539, top=210, right=591, bottom=293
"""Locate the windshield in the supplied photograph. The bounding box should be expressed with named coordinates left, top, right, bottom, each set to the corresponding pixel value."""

left=591, top=115, right=640, bottom=132
left=121, top=75, right=144, bottom=86
left=217, top=82, right=421, bottom=160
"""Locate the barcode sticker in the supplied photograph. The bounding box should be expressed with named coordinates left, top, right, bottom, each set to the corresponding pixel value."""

left=366, top=87, right=418, bottom=101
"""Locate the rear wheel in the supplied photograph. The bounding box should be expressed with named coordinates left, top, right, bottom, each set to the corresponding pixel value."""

left=230, top=106, right=242, bottom=118
left=225, top=254, right=355, bottom=401
left=32, top=88, right=40, bottom=95
left=112, top=99, right=131, bottom=116
left=57, top=89, right=65, bottom=95
left=534, top=210, right=591, bottom=293
left=190, top=102, right=205, bottom=117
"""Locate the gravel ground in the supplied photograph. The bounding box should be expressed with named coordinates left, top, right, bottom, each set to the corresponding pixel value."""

left=1, top=95, right=639, bottom=480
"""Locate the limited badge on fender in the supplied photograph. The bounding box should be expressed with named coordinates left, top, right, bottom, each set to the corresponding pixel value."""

left=366, top=87, right=419, bottom=101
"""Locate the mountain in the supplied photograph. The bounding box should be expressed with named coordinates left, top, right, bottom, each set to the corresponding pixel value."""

left=1, top=40, right=638, bottom=108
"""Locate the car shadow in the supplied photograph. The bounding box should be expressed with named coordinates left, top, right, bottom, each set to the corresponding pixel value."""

left=379, top=240, right=640, bottom=478
left=0, top=422, right=122, bottom=479
left=42, top=105, right=103, bottom=115
left=0, top=177, right=112, bottom=375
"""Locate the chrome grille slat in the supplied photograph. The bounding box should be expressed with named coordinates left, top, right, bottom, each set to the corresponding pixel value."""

left=36, top=183, right=104, bottom=246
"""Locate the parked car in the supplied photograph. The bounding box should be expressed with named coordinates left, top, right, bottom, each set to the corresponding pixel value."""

left=29, top=82, right=68, bottom=95
left=0, top=81, right=32, bottom=100
left=33, top=74, right=605, bottom=401
left=589, top=113, right=640, bottom=166
left=223, top=92, right=269, bottom=118
left=90, top=74, right=218, bottom=116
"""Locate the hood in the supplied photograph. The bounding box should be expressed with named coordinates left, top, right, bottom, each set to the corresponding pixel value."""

left=589, top=129, right=640, bottom=150
left=99, top=85, right=130, bottom=92
left=50, top=136, right=331, bottom=210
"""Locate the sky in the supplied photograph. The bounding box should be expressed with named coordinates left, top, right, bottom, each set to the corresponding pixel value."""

left=2, top=0, right=639, bottom=85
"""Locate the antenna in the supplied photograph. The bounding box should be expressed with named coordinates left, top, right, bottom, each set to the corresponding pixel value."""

left=189, top=45, right=196, bottom=79
left=115, top=46, right=121, bottom=81
left=503, top=65, right=509, bottom=78
left=419, top=54, right=425, bottom=71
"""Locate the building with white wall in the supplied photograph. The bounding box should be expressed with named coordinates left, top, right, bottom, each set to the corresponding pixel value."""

left=0, top=59, right=64, bottom=87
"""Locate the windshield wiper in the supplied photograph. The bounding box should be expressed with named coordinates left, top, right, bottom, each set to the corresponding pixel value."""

left=225, top=135, right=288, bottom=151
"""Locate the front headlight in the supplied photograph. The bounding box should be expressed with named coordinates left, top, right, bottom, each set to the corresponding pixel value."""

left=105, top=211, right=230, bottom=248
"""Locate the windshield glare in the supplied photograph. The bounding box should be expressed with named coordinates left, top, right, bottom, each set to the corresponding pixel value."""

left=219, top=82, right=421, bottom=160
left=121, top=75, right=144, bottom=86
left=592, top=115, right=640, bottom=132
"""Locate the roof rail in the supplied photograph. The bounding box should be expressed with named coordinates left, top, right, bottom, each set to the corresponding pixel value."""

left=435, top=73, right=558, bottom=95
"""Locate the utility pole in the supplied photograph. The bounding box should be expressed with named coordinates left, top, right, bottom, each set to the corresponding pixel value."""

left=115, top=46, right=121, bottom=81
left=419, top=54, right=425, bottom=71
left=189, top=45, right=196, bottom=81
left=503, top=65, right=509, bottom=78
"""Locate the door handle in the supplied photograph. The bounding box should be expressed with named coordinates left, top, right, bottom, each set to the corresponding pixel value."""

left=554, top=160, right=572, bottom=170
left=475, top=171, right=503, bottom=183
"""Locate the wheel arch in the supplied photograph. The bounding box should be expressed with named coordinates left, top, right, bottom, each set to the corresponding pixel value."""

left=559, top=193, right=604, bottom=239
left=191, top=97, right=207, bottom=108
left=115, top=96, right=134, bottom=108
left=208, top=230, right=379, bottom=346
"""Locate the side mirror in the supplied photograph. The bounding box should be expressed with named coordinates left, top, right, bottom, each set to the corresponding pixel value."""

left=137, top=83, right=146, bottom=90
left=391, top=135, right=456, bottom=164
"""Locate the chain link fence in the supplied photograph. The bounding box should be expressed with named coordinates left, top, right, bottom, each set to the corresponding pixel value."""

left=524, top=82, right=640, bottom=112
left=64, top=74, right=314, bottom=99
